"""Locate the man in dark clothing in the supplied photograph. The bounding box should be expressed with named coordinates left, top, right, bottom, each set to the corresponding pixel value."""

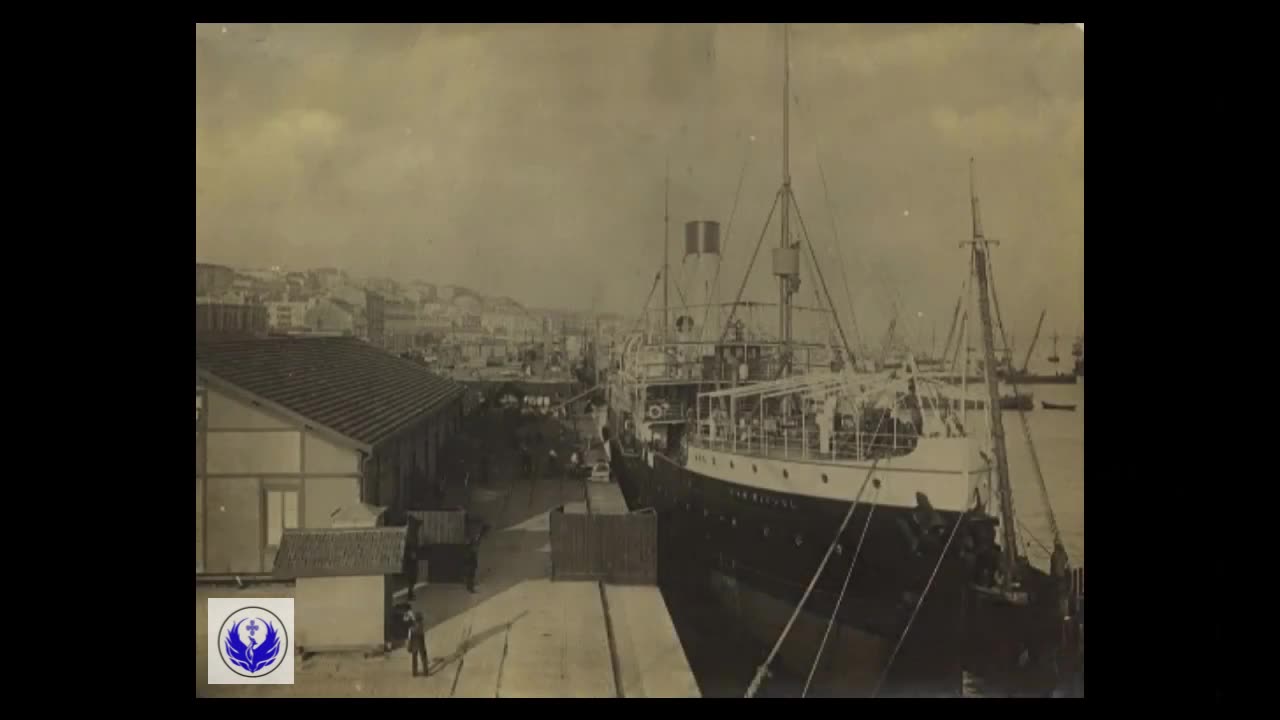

left=406, top=610, right=429, bottom=677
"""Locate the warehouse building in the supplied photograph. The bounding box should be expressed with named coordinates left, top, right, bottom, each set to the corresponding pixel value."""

left=196, top=336, right=464, bottom=577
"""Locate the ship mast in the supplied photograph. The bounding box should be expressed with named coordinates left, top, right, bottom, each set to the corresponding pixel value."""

left=778, top=24, right=794, bottom=353
left=963, top=158, right=1020, bottom=594
left=663, top=158, right=671, bottom=342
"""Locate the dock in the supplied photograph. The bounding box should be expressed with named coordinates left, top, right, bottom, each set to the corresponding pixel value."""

left=196, top=413, right=697, bottom=698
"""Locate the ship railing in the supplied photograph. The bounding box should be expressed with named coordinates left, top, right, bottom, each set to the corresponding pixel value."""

left=640, top=302, right=835, bottom=340
left=690, top=424, right=918, bottom=462
left=641, top=401, right=691, bottom=424
left=630, top=351, right=831, bottom=383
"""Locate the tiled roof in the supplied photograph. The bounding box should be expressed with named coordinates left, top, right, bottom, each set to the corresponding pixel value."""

left=196, top=336, right=463, bottom=448
left=272, top=527, right=407, bottom=578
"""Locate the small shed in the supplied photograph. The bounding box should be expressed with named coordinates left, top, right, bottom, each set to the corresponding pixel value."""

left=407, top=509, right=473, bottom=584
left=273, top=526, right=408, bottom=654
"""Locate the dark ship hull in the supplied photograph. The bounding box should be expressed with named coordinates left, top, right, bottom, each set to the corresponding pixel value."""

left=608, top=439, right=1063, bottom=696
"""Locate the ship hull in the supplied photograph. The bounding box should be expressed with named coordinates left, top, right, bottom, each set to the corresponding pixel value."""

left=611, top=448, right=990, bottom=691
left=599, top=376, right=1063, bottom=694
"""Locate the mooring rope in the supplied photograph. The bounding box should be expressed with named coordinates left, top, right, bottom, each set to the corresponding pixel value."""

left=744, top=459, right=880, bottom=699
left=872, top=512, right=965, bottom=698
left=801, top=481, right=881, bottom=697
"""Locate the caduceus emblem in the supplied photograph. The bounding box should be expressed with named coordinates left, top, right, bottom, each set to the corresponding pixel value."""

left=224, top=617, right=282, bottom=674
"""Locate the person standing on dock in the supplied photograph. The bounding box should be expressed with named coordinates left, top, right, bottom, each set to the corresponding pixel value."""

left=406, top=610, right=429, bottom=677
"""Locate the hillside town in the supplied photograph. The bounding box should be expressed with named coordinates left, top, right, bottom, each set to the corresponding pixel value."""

left=196, top=261, right=627, bottom=382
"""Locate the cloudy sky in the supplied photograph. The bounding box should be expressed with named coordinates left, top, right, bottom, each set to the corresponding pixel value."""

left=196, top=23, right=1083, bottom=353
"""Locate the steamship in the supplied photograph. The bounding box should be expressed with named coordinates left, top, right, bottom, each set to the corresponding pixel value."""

left=603, top=26, right=1075, bottom=696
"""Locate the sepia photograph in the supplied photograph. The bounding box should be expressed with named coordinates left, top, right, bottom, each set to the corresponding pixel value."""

left=195, top=22, right=1084, bottom=698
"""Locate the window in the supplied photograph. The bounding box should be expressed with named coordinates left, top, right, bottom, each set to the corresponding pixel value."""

left=265, top=489, right=299, bottom=547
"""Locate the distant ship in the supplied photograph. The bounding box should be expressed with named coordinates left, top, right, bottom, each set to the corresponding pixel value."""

left=603, top=27, right=1078, bottom=697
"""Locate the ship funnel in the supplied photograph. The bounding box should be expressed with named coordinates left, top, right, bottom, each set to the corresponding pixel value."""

left=684, top=220, right=721, bottom=257
left=679, top=221, right=722, bottom=354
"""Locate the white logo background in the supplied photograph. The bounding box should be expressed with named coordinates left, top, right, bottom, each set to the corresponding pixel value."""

left=207, top=597, right=295, bottom=685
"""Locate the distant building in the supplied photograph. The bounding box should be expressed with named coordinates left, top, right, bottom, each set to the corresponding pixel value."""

left=409, top=281, right=438, bottom=303
left=366, top=291, right=386, bottom=345
left=196, top=336, right=466, bottom=577
left=239, top=268, right=284, bottom=283
left=266, top=301, right=310, bottom=330
left=365, top=277, right=401, bottom=297
left=305, top=298, right=358, bottom=335
left=308, top=267, right=346, bottom=292
left=330, top=284, right=367, bottom=308
left=196, top=303, right=268, bottom=339
left=196, top=263, right=237, bottom=297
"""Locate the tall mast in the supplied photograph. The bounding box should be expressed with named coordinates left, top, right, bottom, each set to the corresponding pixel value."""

left=964, top=157, right=1019, bottom=593
left=663, top=158, right=671, bottom=342
left=779, top=23, right=793, bottom=349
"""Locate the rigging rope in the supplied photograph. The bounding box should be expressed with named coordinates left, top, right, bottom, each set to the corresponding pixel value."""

left=982, top=252, right=1063, bottom=548
left=718, top=190, right=782, bottom=347
left=699, top=144, right=753, bottom=343
left=794, top=82, right=866, bottom=356
left=802, top=481, right=881, bottom=697
left=872, top=511, right=965, bottom=698
left=1018, top=518, right=1052, bottom=558
left=799, top=229, right=838, bottom=361
left=745, top=459, right=881, bottom=699
left=627, top=269, right=663, bottom=339
left=792, top=192, right=857, bottom=367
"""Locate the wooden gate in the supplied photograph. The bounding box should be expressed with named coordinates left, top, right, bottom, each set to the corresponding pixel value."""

left=550, top=507, right=657, bottom=585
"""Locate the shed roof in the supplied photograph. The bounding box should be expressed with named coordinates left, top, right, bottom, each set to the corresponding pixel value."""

left=196, top=336, right=464, bottom=449
left=272, top=527, right=408, bottom=578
